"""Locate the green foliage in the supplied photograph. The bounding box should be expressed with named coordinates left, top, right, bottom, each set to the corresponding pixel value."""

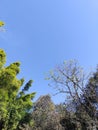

left=0, top=21, right=4, bottom=27
left=0, top=49, right=6, bottom=68
left=0, top=49, right=36, bottom=130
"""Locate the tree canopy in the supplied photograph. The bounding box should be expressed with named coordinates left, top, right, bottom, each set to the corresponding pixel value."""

left=1, top=49, right=98, bottom=130
left=47, top=60, right=98, bottom=130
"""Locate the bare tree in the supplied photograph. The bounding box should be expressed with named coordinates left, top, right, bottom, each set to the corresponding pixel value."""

left=47, top=60, right=88, bottom=103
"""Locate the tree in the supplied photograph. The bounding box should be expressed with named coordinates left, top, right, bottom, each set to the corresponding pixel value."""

left=80, top=67, right=98, bottom=129
left=47, top=60, right=87, bottom=105
left=47, top=60, right=98, bottom=130
left=0, top=49, right=36, bottom=130
left=32, top=95, right=63, bottom=130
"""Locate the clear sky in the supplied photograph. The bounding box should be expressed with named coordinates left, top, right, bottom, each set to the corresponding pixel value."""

left=0, top=0, right=98, bottom=104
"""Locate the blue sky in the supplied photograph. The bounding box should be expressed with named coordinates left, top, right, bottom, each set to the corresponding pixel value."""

left=0, top=0, right=98, bottom=104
